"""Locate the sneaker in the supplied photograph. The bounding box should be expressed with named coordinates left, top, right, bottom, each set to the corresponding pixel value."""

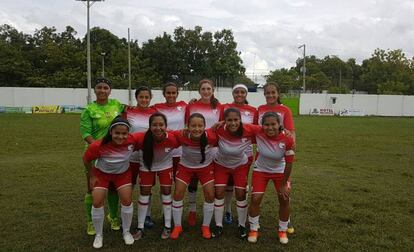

left=287, top=221, right=295, bottom=234
left=201, top=225, right=212, bottom=239
left=107, top=214, right=120, bottom=231
left=238, top=225, right=247, bottom=239
left=247, top=230, right=258, bottom=243
left=144, top=216, right=155, bottom=229
left=212, top=226, right=223, bottom=238
left=188, top=211, right=196, bottom=226
left=93, top=234, right=103, bottom=249
left=132, top=228, right=144, bottom=240
left=123, top=232, right=134, bottom=245
left=87, top=221, right=96, bottom=236
left=278, top=231, right=288, bottom=244
left=161, top=227, right=171, bottom=239
left=170, top=226, right=183, bottom=240
left=224, top=212, right=233, bottom=225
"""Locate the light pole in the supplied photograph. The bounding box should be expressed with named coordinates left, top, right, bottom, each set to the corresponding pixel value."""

left=100, top=52, right=106, bottom=77
left=77, top=0, right=104, bottom=104
left=298, top=44, right=306, bottom=92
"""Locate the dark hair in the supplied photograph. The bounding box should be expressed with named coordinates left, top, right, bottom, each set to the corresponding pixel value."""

left=261, top=112, right=284, bottom=132
left=199, top=79, right=219, bottom=109
left=143, top=113, right=168, bottom=170
left=188, top=113, right=207, bottom=164
left=263, top=82, right=282, bottom=104
left=101, top=116, right=131, bottom=146
left=95, top=77, right=112, bottom=88
left=135, top=86, right=152, bottom=99
left=163, top=82, right=178, bottom=96
left=224, top=107, right=243, bottom=137
left=232, top=85, right=249, bottom=104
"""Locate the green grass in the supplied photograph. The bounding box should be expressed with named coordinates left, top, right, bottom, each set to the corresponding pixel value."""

left=281, top=97, right=299, bottom=115
left=0, top=114, right=413, bottom=251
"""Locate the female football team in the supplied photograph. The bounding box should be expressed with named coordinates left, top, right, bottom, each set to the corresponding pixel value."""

left=81, top=79, right=296, bottom=248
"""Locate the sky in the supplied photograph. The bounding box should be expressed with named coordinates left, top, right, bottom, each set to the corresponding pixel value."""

left=2, top=0, right=414, bottom=80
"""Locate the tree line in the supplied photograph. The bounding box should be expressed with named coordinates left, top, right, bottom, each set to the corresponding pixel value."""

left=1, top=23, right=414, bottom=94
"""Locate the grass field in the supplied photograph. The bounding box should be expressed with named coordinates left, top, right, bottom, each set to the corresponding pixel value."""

left=0, top=114, right=413, bottom=251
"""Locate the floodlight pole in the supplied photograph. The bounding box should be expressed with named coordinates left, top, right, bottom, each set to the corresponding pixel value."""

left=298, top=44, right=306, bottom=92
left=128, top=28, right=132, bottom=106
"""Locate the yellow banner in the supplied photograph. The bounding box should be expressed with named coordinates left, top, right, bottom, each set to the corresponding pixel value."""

left=32, top=105, right=62, bottom=114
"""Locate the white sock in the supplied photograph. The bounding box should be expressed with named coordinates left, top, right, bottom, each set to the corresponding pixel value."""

left=279, top=220, right=288, bottom=231
left=236, top=200, right=248, bottom=227
left=121, top=203, right=133, bottom=234
left=137, top=195, right=150, bottom=229
left=146, top=195, right=152, bottom=217
left=188, top=191, right=197, bottom=212
left=248, top=215, right=260, bottom=231
left=172, top=200, right=183, bottom=227
left=92, top=206, right=104, bottom=236
left=162, top=194, right=172, bottom=228
left=224, top=186, right=234, bottom=214
left=214, top=198, right=225, bottom=227
left=202, top=201, right=214, bottom=227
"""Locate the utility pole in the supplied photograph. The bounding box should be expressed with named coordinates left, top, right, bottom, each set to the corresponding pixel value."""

left=298, top=44, right=306, bottom=92
left=128, top=28, right=132, bottom=106
left=77, top=0, right=104, bottom=104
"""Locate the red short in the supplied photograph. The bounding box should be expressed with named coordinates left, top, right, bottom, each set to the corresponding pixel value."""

left=226, top=156, right=253, bottom=186
left=172, top=157, right=180, bottom=177
left=175, top=163, right=214, bottom=186
left=139, top=168, right=173, bottom=187
left=92, top=167, right=132, bottom=190
left=214, top=162, right=249, bottom=189
left=251, top=171, right=291, bottom=194
left=130, top=162, right=140, bottom=185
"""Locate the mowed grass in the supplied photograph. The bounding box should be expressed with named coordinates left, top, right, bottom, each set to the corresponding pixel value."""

left=0, top=114, right=413, bottom=251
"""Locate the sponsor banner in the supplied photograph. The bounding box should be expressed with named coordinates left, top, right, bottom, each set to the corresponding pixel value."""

left=61, top=105, right=85, bottom=113
left=4, top=107, right=28, bottom=113
left=310, top=108, right=335, bottom=116
left=32, top=105, right=62, bottom=114
left=340, top=109, right=364, bottom=117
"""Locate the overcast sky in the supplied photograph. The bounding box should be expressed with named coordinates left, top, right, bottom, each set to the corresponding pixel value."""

left=2, top=0, right=414, bottom=79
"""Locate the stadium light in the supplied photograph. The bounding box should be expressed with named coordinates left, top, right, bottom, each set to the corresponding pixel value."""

left=76, top=0, right=105, bottom=104
left=298, top=44, right=306, bottom=92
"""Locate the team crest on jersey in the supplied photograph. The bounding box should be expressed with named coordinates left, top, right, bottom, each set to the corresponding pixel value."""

left=244, top=111, right=250, bottom=116
left=128, top=144, right=134, bottom=151
left=241, top=138, right=248, bottom=143
left=105, top=111, right=111, bottom=118
left=165, top=148, right=171, bottom=153
left=278, top=142, right=286, bottom=149
left=177, top=106, right=182, bottom=111
left=212, top=109, right=218, bottom=114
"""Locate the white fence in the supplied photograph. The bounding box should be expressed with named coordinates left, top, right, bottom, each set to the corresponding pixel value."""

left=0, top=87, right=268, bottom=108
left=300, top=93, right=414, bottom=116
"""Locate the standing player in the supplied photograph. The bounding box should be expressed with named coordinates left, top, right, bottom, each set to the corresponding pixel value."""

left=213, top=108, right=257, bottom=239
left=257, top=82, right=296, bottom=233
left=184, top=79, right=222, bottom=226
left=83, top=117, right=141, bottom=248
left=247, top=112, right=295, bottom=244
left=80, top=78, right=124, bottom=235
left=154, top=82, right=187, bottom=176
left=170, top=113, right=218, bottom=240
left=125, top=86, right=157, bottom=229
left=133, top=113, right=179, bottom=240
left=220, top=84, right=258, bottom=224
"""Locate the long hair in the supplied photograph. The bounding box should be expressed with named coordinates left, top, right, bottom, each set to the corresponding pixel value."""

left=224, top=107, right=243, bottom=137
left=135, top=86, right=152, bottom=99
left=101, top=116, right=131, bottom=146
left=263, top=82, right=282, bottom=104
left=163, top=82, right=178, bottom=96
left=143, top=113, right=168, bottom=170
left=188, top=113, right=207, bottom=164
left=261, top=112, right=284, bottom=132
left=199, top=79, right=219, bottom=109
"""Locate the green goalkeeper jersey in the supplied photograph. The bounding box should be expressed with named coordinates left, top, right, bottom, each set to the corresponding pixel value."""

left=80, top=99, right=125, bottom=141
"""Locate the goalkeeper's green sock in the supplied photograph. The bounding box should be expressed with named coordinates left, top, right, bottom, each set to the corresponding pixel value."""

left=84, top=193, right=93, bottom=222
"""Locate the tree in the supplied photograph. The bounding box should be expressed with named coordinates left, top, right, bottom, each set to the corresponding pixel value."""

left=266, top=68, right=300, bottom=93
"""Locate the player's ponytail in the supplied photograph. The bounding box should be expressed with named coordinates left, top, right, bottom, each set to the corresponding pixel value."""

left=224, top=107, right=243, bottom=137
left=143, top=113, right=168, bottom=170
left=101, top=116, right=130, bottom=146
left=200, top=131, right=207, bottom=164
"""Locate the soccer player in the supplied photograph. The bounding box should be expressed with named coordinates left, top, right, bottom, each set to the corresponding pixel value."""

left=220, top=84, right=258, bottom=224
left=184, top=79, right=222, bottom=226
left=257, top=82, right=296, bottom=233
left=133, top=113, right=179, bottom=240
left=247, top=112, right=295, bottom=244
left=154, top=82, right=187, bottom=176
left=83, top=117, right=141, bottom=249
left=125, top=86, right=157, bottom=229
left=170, top=113, right=218, bottom=240
left=213, top=107, right=257, bottom=239
left=80, top=78, right=124, bottom=235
